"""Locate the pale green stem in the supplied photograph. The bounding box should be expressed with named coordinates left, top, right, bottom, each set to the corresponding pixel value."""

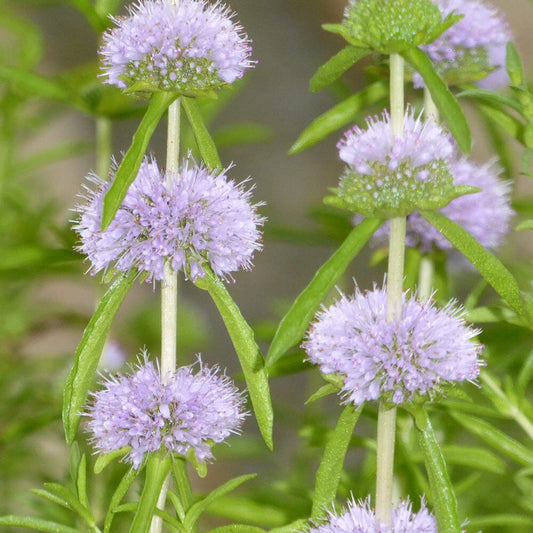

left=96, top=117, right=113, bottom=179
left=150, top=96, right=181, bottom=533
left=417, top=256, right=434, bottom=304
left=375, top=53, right=406, bottom=528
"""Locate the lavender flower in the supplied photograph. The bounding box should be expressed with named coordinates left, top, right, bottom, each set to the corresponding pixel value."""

left=74, top=155, right=264, bottom=282
left=413, top=0, right=512, bottom=89
left=329, top=111, right=456, bottom=218
left=302, top=497, right=436, bottom=533
left=370, top=158, right=514, bottom=252
left=303, top=286, right=483, bottom=406
left=86, top=354, right=246, bottom=468
left=100, top=0, right=253, bottom=94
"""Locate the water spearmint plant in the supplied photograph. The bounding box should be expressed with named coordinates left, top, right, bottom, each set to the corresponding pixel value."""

left=1, top=0, right=533, bottom=532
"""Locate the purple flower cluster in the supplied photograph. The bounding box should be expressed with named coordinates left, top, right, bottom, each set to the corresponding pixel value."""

left=303, top=286, right=483, bottom=405
left=414, top=0, right=511, bottom=89
left=370, top=157, right=514, bottom=252
left=333, top=110, right=456, bottom=217
left=86, top=354, right=246, bottom=468
left=302, top=497, right=436, bottom=533
left=100, top=0, right=253, bottom=94
left=74, top=155, right=264, bottom=282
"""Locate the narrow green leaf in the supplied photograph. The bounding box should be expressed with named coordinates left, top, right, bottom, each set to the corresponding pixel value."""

left=451, top=412, right=533, bottom=467
left=469, top=514, right=533, bottom=529
left=478, top=102, right=526, bottom=143
left=267, top=218, right=382, bottom=367
left=63, top=272, right=136, bottom=444
left=104, top=468, right=137, bottom=533
left=270, top=520, right=309, bottom=533
left=101, top=92, right=177, bottom=229
left=310, top=46, right=371, bottom=93
left=94, top=446, right=131, bottom=474
left=184, top=474, right=257, bottom=530
left=420, top=210, right=528, bottom=321
left=208, top=527, right=266, bottom=533
left=0, top=66, right=70, bottom=102
left=37, top=483, right=95, bottom=527
left=312, top=404, right=360, bottom=518
left=130, top=454, right=172, bottom=533
left=402, top=47, right=471, bottom=154
left=440, top=445, right=506, bottom=474
left=305, top=383, right=339, bottom=405
left=76, top=454, right=90, bottom=510
left=410, top=405, right=461, bottom=533
left=194, top=270, right=273, bottom=449
left=0, top=516, right=79, bottom=533
left=290, top=82, right=388, bottom=154
left=506, top=42, right=525, bottom=87
left=516, top=219, right=533, bottom=231
left=457, top=87, right=522, bottom=113
left=182, top=96, right=222, bottom=170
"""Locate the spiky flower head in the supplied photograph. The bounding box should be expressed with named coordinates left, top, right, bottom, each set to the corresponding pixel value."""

left=328, top=110, right=462, bottom=218
left=74, top=155, right=264, bottom=282
left=100, top=0, right=253, bottom=95
left=413, top=0, right=512, bottom=89
left=301, top=497, right=436, bottom=533
left=86, top=354, right=246, bottom=468
left=303, top=285, right=483, bottom=406
left=371, top=158, right=514, bottom=252
left=337, top=0, right=457, bottom=54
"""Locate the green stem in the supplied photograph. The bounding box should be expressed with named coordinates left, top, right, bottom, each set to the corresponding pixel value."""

left=375, top=53, right=406, bottom=527
left=96, top=117, right=113, bottom=179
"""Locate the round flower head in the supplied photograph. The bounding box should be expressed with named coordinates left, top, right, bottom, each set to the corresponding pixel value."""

left=329, top=110, right=458, bottom=218
left=302, top=497, right=436, bottom=533
left=74, top=155, right=264, bottom=282
left=340, top=0, right=454, bottom=54
left=86, top=354, right=246, bottom=468
left=100, top=0, right=253, bottom=95
left=370, top=157, right=514, bottom=252
left=303, top=286, right=483, bottom=405
left=413, top=0, right=512, bottom=89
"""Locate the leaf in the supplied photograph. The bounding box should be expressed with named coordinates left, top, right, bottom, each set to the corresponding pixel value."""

left=208, top=527, right=267, bottom=533
left=66, top=0, right=107, bottom=32
left=516, top=219, right=533, bottom=231
left=94, top=446, right=131, bottom=474
left=290, top=82, right=388, bottom=154
left=420, top=210, right=528, bottom=321
left=267, top=218, right=383, bottom=367
left=194, top=270, right=273, bottom=449
left=63, top=272, right=136, bottom=444
left=409, top=405, right=461, bottom=533
left=182, top=96, right=222, bottom=170
left=440, top=445, right=506, bottom=474
left=469, top=514, right=533, bottom=529
left=101, top=92, right=177, bottom=229
left=76, top=454, right=90, bottom=510
left=104, top=468, right=137, bottom=533
left=451, top=412, right=533, bottom=467
left=184, top=474, right=257, bottom=530
left=305, top=383, right=339, bottom=405
left=0, top=516, right=79, bottom=533
left=402, top=47, right=471, bottom=154
left=310, top=46, right=371, bottom=93
left=270, top=520, right=309, bottom=533
left=311, top=404, right=361, bottom=518
left=457, top=87, right=522, bottom=113
left=0, top=66, right=71, bottom=102
left=130, top=454, right=172, bottom=533
left=478, top=102, right=526, bottom=144
left=506, top=42, right=525, bottom=87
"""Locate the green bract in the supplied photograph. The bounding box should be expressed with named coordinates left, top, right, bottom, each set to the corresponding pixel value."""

left=325, top=160, right=468, bottom=218
left=330, top=0, right=459, bottom=55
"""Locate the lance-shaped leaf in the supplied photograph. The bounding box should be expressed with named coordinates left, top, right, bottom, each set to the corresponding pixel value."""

left=267, top=218, right=382, bottom=367
left=194, top=270, right=273, bottom=449
left=208, top=527, right=266, bottom=533
left=312, top=404, right=360, bottom=518
left=182, top=96, right=222, bottom=170
left=101, top=92, right=177, bottom=229
left=184, top=474, right=257, bottom=530
left=402, top=47, right=471, bottom=154
left=310, top=45, right=371, bottom=93
left=409, top=405, right=461, bottom=533
left=63, top=272, right=136, bottom=444
left=420, top=210, right=529, bottom=322
left=104, top=468, right=138, bottom=533
left=0, top=517, right=79, bottom=533
left=130, top=454, right=172, bottom=533
left=290, top=82, right=388, bottom=154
